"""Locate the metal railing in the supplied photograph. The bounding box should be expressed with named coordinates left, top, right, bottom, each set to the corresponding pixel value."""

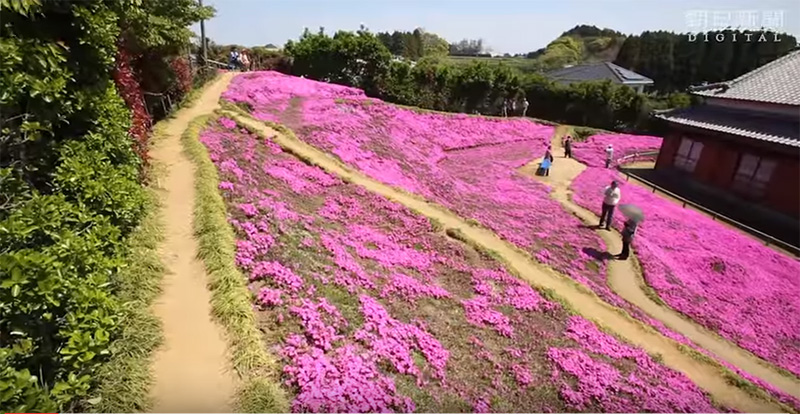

left=615, top=151, right=800, bottom=257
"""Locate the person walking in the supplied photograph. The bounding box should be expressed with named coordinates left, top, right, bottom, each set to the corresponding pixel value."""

left=239, top=50, right=250, bottom=72
left=564, top=135, right=573, bottom=158
left=599, top=180, right=620, bottom=230
left=616, top=219, right=638, bottom=260
left=502, top=99, right=508, bottom=117
left=228, top=47, right=240, bottom=70
left=605, top=144, right=614, bottom=168
left=522, top=98, right=529, bottom=117
left=543, top=146, right=554, bottom=176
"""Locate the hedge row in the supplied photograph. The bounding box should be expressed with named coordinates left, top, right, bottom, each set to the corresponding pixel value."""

left=0, top=0, right=209, bottom=410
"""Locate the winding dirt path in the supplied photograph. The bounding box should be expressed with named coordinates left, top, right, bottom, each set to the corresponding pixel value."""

left=227, top=111, right=785, bottom=413
left=149, top=73, right=237, bottom=412
left=518, top=126, right=800, bottom=401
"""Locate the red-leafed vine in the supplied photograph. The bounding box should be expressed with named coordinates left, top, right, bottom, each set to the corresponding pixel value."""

left=112, top=42, right=152, bottom=167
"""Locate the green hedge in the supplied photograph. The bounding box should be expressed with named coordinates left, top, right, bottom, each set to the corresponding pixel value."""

left=0, top=1, right=144, bottom=410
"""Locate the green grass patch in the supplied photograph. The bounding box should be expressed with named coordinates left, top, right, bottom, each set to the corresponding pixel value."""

left=86, top=162, right=164, bottom=412
left=181, top=114, right=289, bottom=412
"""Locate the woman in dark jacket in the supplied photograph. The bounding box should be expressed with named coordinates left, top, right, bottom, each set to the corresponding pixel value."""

left=617, top=219, right=638, bottom=260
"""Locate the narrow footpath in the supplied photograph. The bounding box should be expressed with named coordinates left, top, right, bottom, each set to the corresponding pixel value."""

left=518, top=126, right=800, bottom=401
left=227, top=110, right=786, bottom=413
left=149, top=73, right=237, bottom=412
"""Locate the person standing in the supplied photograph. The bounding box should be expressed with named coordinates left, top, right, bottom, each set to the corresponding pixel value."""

left=239, top=50, right=250, bottom=72
left=617, top=219, right=638, bottom=260
left=502, top=99, right=508, bottom=117
left=228, top=47, right=240, bottom=70
left=605, top=144, right=614, bottom=168
left=522, top=98, right=529, bottom=117
left=599, top=180, right=620, bottom=230
left=564, top=135, right=573, bottom=158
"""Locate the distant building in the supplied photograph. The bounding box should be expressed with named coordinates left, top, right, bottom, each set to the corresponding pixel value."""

left=545, top=62, right=654, bottom=93
left=655, top=48, right=800, bottom=218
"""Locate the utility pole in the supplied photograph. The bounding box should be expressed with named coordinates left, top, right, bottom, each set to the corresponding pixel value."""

left=199, top=0, right=207, bottom=65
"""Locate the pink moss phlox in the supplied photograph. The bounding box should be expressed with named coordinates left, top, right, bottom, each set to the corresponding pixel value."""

left=461, top=295, right=514, bottom=337
left=250, top=260, right=305, bottom=292
left=281, top=334, right=415, bottom=413
left=355, top=295, right=450, bottom=382
left=257, top=287, right=283, bottom=307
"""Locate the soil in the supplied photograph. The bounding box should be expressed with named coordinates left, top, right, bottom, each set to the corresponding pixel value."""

left=148, top=73, right=238, bottom=412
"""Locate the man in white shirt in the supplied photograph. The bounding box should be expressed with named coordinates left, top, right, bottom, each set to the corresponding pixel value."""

left=605, top=145, right=614, bottom=168
left=599, top=180, right=620, bottom=230
left=522, top=98, right=529, bottom=117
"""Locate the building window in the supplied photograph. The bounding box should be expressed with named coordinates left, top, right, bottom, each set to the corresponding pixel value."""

left=674, top=137, right=704, bottom=173
left=731, top=153, right=777, bottom=199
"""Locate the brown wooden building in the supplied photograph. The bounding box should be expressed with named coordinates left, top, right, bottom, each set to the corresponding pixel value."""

left=655, top=49, right=800, bottom=218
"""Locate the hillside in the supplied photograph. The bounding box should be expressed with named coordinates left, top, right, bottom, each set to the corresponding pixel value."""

left=525, top=25, right=626, bottom=70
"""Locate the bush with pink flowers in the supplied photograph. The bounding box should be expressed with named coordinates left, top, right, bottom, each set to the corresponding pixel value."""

left=199, top=116, right=723, bottom=412
left=570, top=137, right=800, bottom=379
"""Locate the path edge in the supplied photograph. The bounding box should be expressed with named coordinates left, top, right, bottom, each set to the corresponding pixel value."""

left=85, top=125, right=170, bottom=413
left=181, top=114, right=290, bottom=413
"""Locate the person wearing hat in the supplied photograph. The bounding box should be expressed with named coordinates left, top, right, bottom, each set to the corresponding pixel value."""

left=605, top=144, right=614, bottom=168
left=599, top=180, right=620, bottom=230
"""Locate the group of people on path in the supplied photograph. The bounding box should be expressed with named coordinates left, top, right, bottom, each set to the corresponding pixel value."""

left=599, top=180, right=638, bottom=260
left=502, top=97, right=529, bottom=118
left=228, top=47, right=251, bottom=71
left=535, top=135, right=636, bottom=260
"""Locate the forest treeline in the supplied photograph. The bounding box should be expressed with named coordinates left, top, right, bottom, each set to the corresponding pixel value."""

left=614, top=30, right=797, bottom=92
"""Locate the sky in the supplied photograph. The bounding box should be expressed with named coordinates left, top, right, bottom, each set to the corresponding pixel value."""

left=196, top=0, right=800, bottom=54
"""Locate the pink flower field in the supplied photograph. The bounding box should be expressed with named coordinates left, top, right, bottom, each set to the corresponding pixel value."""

left=570, top=136, right=800, bottom=379
left=200, top=116, right=724, bottom=412
left=223, top=72, right=706, bottom=348
left=568, top=133, right=663, bottom=167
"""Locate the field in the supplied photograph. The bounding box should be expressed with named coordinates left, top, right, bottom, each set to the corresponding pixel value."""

left=200, top=116, right=720, bottom=412
left=208, top=71, right=800, bottom=411
left=570, top=135, right=800, bottom=378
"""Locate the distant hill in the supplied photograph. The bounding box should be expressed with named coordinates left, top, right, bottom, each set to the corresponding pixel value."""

left=525, top=25, right=626, bottom=71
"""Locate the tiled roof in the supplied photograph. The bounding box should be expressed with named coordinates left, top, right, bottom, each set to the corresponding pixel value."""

left=693, top=49, right=800, bottom=106
left=546, top=62, right=653, bottom=85
left=656, top=106, right=800, bottom=148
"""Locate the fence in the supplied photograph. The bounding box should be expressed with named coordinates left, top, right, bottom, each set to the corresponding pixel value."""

left=616, top=151, right=800, bottom=257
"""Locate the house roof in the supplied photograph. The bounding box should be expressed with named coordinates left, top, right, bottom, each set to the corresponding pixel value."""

left=656, top=105, right=800, bottom=148
left=546, top=62, right=653, bottom=85
left=691, top=49, right=800, bottom=106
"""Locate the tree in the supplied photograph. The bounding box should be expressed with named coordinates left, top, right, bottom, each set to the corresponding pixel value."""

left=449, top=38, right=484, bottom=56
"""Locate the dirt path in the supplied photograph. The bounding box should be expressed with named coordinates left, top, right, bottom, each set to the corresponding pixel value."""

left=518, top=126, right=800, bottom=401
left=149, top=73, right=238, bottom=412
left=227, top=112, right=785, bottom=413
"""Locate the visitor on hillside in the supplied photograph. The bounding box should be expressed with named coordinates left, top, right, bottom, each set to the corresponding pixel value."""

left=522, top=98, right=529, bottom=117
left=229, top=48, right=240, bottom=70
left=616, top=218, right=638, bottom=260
left=541, top=156, right=552, bottom=177
left=605, top=144, right=614, bottom=168
left=239, top=50, right=250, bottom=72
left=599, top=180, right=620, bottom=230
left=511, top=100, right=516, bottom=116
left=502, top=99, right=509, bottom=117
left=564, top=135, right=573, bottom=158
